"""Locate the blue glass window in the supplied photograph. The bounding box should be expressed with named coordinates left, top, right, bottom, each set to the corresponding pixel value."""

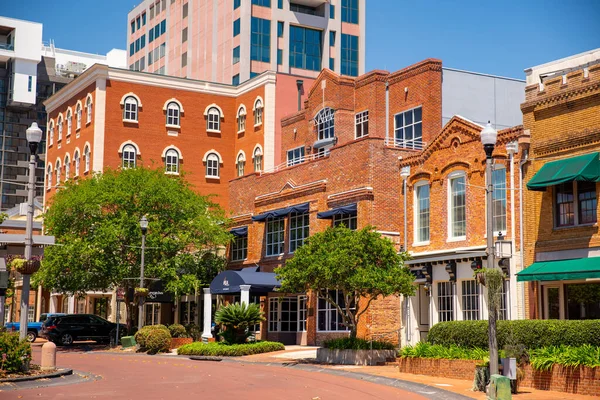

left=136, top=17, right=141, bottom=30
left=149, top=28, right=154, bottom=42
left=251, top=17, right=271, bottom=63
left=330, top=4, right=335, bottom=19
left=289, top=26, right=322, bottom=71
left=277, top=49, right=283, bottom=65
left=130, top=42, right=135, bottom=56
left=142, top=13, right=146, bottom=26
left=342, top=0, right=359, bottom=24
left=160, top=20, right=166, bottom=35
left=141, top=35, right=145, bottom=49
left=135, top=38, right=140, bottom=52
left=252, top=0, right=271, bottom=6
left=131, top=21, right=135, bottom=34
left=28, top=76, right=32, bottom=92
left=341, top=33, right=358, bottom=76
left=154, top=24, right=160, bottom=38
left=330, top=31, right=335, bottom=46
left=250, top=72, right=259, bottom=78
left=277, top=21, right=284, bottom=37
left=234, top=0, right=241, bottom=9
left=233, top=46, right=240, bottom=64
left=278, top=0, right=283, bottom=9
left=233, top=18, right=241, bottom=37
left=329, top=57, right=334, bottom=70
left=232, top=74, right=240, bottom=86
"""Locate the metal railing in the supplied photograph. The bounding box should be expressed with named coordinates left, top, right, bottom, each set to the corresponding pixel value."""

left=384, top=137, right=426, bottom=151
left=260, top=151, right=330, bottom=176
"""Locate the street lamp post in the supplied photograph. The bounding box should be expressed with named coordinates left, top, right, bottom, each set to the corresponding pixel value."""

left=20, top=123, right=43, bottom=340
left=481, top=121, right=499, bottom=376
left=137, top=216, right=148, bottom=330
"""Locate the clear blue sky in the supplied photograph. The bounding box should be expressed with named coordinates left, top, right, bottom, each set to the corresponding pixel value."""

left=3, top=0, right=600, bottom=79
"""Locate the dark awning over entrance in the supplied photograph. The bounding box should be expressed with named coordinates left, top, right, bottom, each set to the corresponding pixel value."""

left=517, top=257, right=600, bottom=282
left=230, top=226, right=248, bottom=237
left=317, top=203, right=357, bottom=219
left=209, top=266, right=281, bottom=294
left=527, top=152, right=600, bottom=191
left=251, top=203, right=310, bottom=222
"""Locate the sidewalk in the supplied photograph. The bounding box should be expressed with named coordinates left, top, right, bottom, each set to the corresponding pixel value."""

left=238, top=347, right=596, bottom=400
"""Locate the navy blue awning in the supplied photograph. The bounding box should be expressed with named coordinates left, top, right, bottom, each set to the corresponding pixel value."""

left=317, top=203, right=357, bottom=219
left=209, top=266, right=281, bottom=294
left=251, top=202, right=310, bottom=222
left=230, top=226, right=248, bottom=237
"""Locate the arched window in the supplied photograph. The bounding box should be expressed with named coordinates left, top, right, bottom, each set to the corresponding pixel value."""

left=122, top=144, right=137, bottom=169
left=315, top=107, right=335, bottom=140
left=55, top=160, right=61, bottom=186
left=206, top=153, right=219, bottom=178
left=47, top=166, right=52, bottom=191
left=123, top=96, right=138, bottom=121
left=254, top=98, right=263, bottom=126
left=76, top=103, right=82, bottom=130
left=207, top=107, right=221, bottom=131
left=237, top=106, right=246, bottom=132
left=253, top=146, right=263, bottom=172
left=57, top=116, right=63, bottom=141
left=165, top=149, right=179, bottom=174
left=74, top=150, right=80, bottom=176
left=86, top=95, right=93, bottom=123
left=64, top=155, right=70, bottom=180
left=236, top=153, right=245, bottom=177
left=166, top=102, right=180, bottom=127
left=84, top=145, right=91, bottom=172
left=66, top=109, right=72, bottom=136
left=48, top=121, right=54, bottom=146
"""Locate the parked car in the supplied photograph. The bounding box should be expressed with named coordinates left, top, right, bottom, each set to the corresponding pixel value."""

left=4, top=313, right=66, bottom=342
left=40, top=314, right=126, bottom=346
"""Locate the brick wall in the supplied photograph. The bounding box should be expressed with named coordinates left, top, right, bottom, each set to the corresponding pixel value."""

left=521, top=364, right=600, bottom=397
left=398, top=357, right=480, bottom=380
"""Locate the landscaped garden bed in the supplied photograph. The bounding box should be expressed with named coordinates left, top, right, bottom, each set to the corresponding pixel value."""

left=177, top=341, right=285, bottom=357
left=317, top=337, right=397, bottom=365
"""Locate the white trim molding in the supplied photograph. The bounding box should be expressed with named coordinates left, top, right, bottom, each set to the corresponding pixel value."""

left=236, top=150, right=246, bottom=162
left=253, top=96, right=264, bottom=111
left=202, top=149, right=223, bottom=163
left=252, top=143, right=263, bottom=158
left=118, top=140, right=141, bottom=155
left=163, top=98, right=184, bottom=113
left=237, top=104, right=247, bottom=116
left=119, top=92, right=142, bottom=107
left=161, top=145, right=184, bottom=159
left=203, top=103, right=224, bottom=117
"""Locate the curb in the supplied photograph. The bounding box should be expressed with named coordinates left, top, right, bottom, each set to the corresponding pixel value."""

left=189, top=356, right=223, bottom=362
left=0, top=368, right=73, bottom=383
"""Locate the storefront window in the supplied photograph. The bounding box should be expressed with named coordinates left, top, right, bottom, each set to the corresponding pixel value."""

left=94, top=298, right=109, bottom=319
left=566, top=283, right=600, bottom=319
left=546, top=287, right=560, bottom=319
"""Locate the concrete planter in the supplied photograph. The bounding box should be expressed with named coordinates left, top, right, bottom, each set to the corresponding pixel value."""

left=316, top=348, right=396, bottom=366
left=170, top=338, right=193, bottom=349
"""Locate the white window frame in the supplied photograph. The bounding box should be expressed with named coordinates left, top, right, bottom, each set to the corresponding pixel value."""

left=76, top=103, right=82, bottom=130
left=231, top=234, right=248, bottom=261
left=123, top=96, right=139, bottom=122
left=122, top=144, right=137, bottom=169
left=414, top=180, right=430, bottom=245
left=205, top=153, right=220, bottom=178
left=333, top=213, right=357, bottom=230
left=554, top=181, right=597, bottom=228
left=166, top=102, right=180, bottom=127
left=393, top=106, right=423, bottom=149
left=48, top=121, right=54, bottom=146
left=298, top=295, right=307, bottom=332
left=64, top=155, right=70, bottom=180
left=317, top=290, right=354, bottom=332
left=315, top=107, right=335, bottom=140
left=287, top=146, right=305, bottom=167
left=448, top=172, right=467, bottom=241
left=461, top=280, right=481, bottom=321
left=57, top=116, right=63, bottom=141
left=437, top=281, right=455, bottom=322
left=55, top=160, right=61, bottom=186
left=498, top=279, right=508, bottom=321
left=165, top=149, right=180, bottom=174
left=86, top=95, right=93, bottom=124
left=253, top=146, right=263, bottom=172
left=253, top=98, right=263, bottom=127
left=207, top=107, right=221, bottom=132
left=84, top=145, right=91, bottom=173
left=66, top=109, right=72, bottom=136
left=268, top=297, right=298, bottom=332
left=74, top=150, right=80, bottom=176
left=289, top=212, right=309, bottom=253
left=355, top=110, right=368, bottom=139
left=237, top=106, right=246, bottom=133
left=491, top=166, right=507, bottom=235
left=265, top=217, right=285, bottom=257
left=47, top=166, right=52, bottom=191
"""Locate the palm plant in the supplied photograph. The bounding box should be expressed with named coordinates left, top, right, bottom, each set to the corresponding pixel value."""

left=215, top=303, right=265, bottom=344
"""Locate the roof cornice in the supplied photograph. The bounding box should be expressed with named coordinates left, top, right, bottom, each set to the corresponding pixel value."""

left=44, top=64, right=109, bottom=113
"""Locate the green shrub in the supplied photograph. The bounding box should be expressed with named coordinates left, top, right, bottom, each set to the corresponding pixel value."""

left=215, top=303, right=265, bottom=344
left=145, top=329, right=172, bottom=354
left=399, top=342, right=488, bottom=361
left=323, top=337, right=396, bottom=350
left=427, top=320, right=600, bottom=349
left=185, top=323, right=202, bottom=341
left=530, top=345, right=600, bottom=371
left=0, top=332, right=32, bottom=374
left=134, top=325, right=170, bottom=350
left=177, top=341, right=284, bottom=357
left=168, top=324, right=189, bottom=338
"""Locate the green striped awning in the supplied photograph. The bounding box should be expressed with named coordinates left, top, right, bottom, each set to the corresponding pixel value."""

left=517, top=257, right=600, bottom=282
left=527, top=152, right=600, bottom=191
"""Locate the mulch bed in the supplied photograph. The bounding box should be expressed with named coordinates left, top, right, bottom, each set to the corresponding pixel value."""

left=0, top=364, right=57, bottom=381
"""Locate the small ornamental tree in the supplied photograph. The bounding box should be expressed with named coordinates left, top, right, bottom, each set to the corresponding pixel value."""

left=276, top=225, right=415, bottom=339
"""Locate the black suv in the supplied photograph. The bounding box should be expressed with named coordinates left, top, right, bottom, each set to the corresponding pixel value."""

left=40, top=314, right=126, bottom=346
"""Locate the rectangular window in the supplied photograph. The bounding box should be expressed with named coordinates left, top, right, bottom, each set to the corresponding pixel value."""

left=156, top=0, right=161, bottom=14
left=250, top=72, right=259, bottom=78
left=329, top=31, right=336, bottom=46
left=394, top=107, right=422, bottom=149
left=27, top=76, right=32, bottom=92
left=318, top=290, right=354, bottom=331
left=182, top=27, right=188, bottom=43
left=148, top=50, right=153, bottom=65
left=131, top=21, right=135, bottom=34
left=492, top=167, right=507, bottom=234
left=141, top=35, right=146, bottom=49
left=252, top=0, right=271, bottom=6
left=565, top=283, right=600, bottom=319
left=289, top=25, right=322, bottom=71
left=135, top=38, right=140, bottom=52
left=233, top=18, right=241, bottom=37
left=182, top=2, right=188, bottom=18
left=277, top=49, right=283, bottom=65
left=181, top=52, right=187, bottom=68
left=160, top=19, right=166, bottom=35
left=498, top=280, right=508, bottom=321
left=135, top=60, right=140, bottom=71
left=140, top=56, right=145, bottom=71
left=266, top=217, right=285, bottom=256
left=333, top=214, right=357, bottom=230
left=437, top=282, right=454, bottom=322
left=130, top=43, right=134, bottom=56
left=415, top=182, right=430, bottom=243
left=234, top=0, right=241, bottom=9
left=150, top=5, right=154, bottom=19
left=149, top=28, right=154, bottom=42
left=251, top=17, right=271, bottom=62
left=232, top=74, right=240, bottom=86
left=287, top=146, right=305, bottom=166
left=268, top=298, right=279, bottom=331
left=277, top=21, right=284, bottom=37
left=462, top=280, right=480, bottom=320
left=341, top=0, right=359, bottom=24
left=269, top=297, right=298, bottom=332
left=137, top=17, right=141, bottom=30
left=330, top=4, right=335, bottom=18
left=142, top=13, right=146, bottom=26
left=329, top=57, right=334, bottom=70
left=555, top=182, right=574, bottom=227
left=341, top=33, right=358, bottom=76
left=160, top=43, right=166, bottom=58
left=578, top=181, right=597, bottom=224
left=290, top=3, right=321, bottom=16
left=449, top=174, right=466, bottom=239
left=298, top=295, right=307, bottom=331
left=278, top=0, right=283, bottom=9
left=231, top=234, right=248, bottom=261
left=289, top=212, right=309, bottom=253
left=233, top=46, right=240, bottom=64
left=154, top=24, right=160, bottom=38
left=355, top=110, right=368, bottom=138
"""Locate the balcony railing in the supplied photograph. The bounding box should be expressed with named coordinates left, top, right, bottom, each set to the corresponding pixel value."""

left=260, top=151, right=330, bottom=176
left=0, top=43, right=14, bottom=51
left=384, top=137, right=426, bottom=151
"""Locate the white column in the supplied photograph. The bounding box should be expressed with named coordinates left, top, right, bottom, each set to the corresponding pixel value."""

left=240, top=285, right=251, bottom=306
left=67, top=295, right=75, bottom=314
left=201, top=288, right=212, bottom=339
left=35, top=285, right=43, bottom=321
left=110, top=290, right=117, bottom=322
left=49, top=295, right=58, bottom=313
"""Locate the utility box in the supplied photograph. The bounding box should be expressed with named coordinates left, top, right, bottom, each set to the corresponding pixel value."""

left=501, top=358, right=517, bottom=380
left=488, top=374, right=512, bottom=400
left=121, top=336, right=136, bottom=348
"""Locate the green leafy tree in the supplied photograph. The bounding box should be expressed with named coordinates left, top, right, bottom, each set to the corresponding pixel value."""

left=36, top=167, right=231, bottom=329
left=276, top=225, right=415, bottom=338
left=215, top=303, right=265, bottom=344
